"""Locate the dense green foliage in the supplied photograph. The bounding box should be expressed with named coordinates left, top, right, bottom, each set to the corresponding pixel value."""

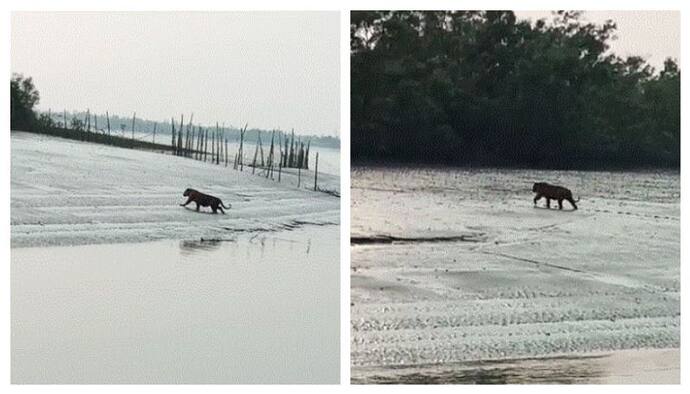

left=351, top=11, right=680, bottom=168
left=10, top=73, right=41, bottom=131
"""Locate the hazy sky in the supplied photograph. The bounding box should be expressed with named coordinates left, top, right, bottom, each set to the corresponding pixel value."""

left=11, top=12, right=340, bottom=136
left=515, top=11, right=680, bottom=70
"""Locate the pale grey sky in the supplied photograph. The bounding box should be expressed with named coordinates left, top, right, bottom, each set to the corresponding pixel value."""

left=515, top=11, right=680, bottom=70
left=11, top=12, right=340, bottom=136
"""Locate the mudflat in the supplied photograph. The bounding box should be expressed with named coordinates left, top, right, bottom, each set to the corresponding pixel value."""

left=351, top=167, right=679, bottom=383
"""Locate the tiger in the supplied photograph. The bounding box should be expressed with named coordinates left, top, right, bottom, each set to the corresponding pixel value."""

left=180, top=188, right=231, bottom=214
left=532, top=182, right=579, bottom=210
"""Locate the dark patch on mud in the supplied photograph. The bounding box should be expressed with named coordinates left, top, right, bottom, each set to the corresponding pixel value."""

left=179, top=238, right=234, bottom=253
left=317, top=188, right=340, bottom=197
left=481, top=250, right=585, bottom=274
left=351, top=233, right=486, bottom=245
left=221, top=227, right=253, bottom=232
left=220, top=219, right=336, bottom=234
left=291, top=219, right=338, bottom=226
left=280, top=220, right=338, bottom=231
left=351, top=354, right=607, bottom=384
left=533, top=205, right=578, bottom=212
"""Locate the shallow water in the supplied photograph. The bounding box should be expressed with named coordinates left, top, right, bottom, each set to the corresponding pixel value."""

left=12, top=226, right=339, bottom=384
left=351, top=167, right=680, bottom=381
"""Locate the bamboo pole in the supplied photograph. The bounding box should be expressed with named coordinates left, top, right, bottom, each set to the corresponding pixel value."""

left=258, top=131, right=264, bottom=167
left=186, top=114, right=193, bottom=157
left=171, top=117, right=176, bottom=154
left=215, top=123, right=220, bottom=165
left=190, top=127, right=195, bottom=156
left=219, top=123, right=224, bottom=165
left=204, top=128, right=208, bottom=161
left=186, top=125, right=191, bottom=157
left=131, top=112, right=136, bottom=140
left=64, top=110, right=67, bottom=130
left=314, top=152, right=319, bottom=191
left=298, top=164, right=301, bottom=188
left=194, top=126, right=203, bottom=160
left=252, top=136, right=258, bottom=174
left=152, top=122, right=157, bottom=144
left=283, top=132, right=287, bottom=167
left=277, top=131, right=283, bottom=167
left=305, top=140, right=310, bottom=169
left=296, top=140, right=301, bottom=168
left=225, top=138, right=228, bottom=166
left=212, top=129, right=216, bottom=164
left=177, top=114, right=183, bottom=155
left=267, top=130, right=275, bottom=178
left=192, top=126, right=196, bottom=159
left=239, top=123, right=247, bottom=171
left=183, top=124, right=188, bottom=155
left=106, top=111, right=111, bottom=135
left=193, top=126, right=198, bottom=159
left=184, top=126, right=188, bottom=153
left=289, top=129, right=295, bottom=167
left=199, top=126, right=204, bottom=160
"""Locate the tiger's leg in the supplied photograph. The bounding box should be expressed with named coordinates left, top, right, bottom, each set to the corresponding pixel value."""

left=180, top=197, right=193, bottom=207
left=568, top=197, right=578, bottom=210
left=546, top=198, right=551, bottom=208
left=195, top=202, right=200, bottom=211
left=218, top=206, right=225, bottom=214
left=533, top=194, right=542, bottom=205
left=211, top=206, right=218, bottom=214
left=558, top=199, right=563, bottom=210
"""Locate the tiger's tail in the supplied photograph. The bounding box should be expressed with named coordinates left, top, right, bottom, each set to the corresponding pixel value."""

left=221, top=201, right=232, bottom=209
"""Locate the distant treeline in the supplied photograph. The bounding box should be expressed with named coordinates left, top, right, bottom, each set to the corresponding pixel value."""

left=351, top=11, right=680, bottom=169
left=42, top=111, right=340, bottom=150
left=9, top=74, right=339, bottom=150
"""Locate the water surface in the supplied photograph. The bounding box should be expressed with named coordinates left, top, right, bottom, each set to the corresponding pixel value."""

left=12, top=226, right=339, bottom=383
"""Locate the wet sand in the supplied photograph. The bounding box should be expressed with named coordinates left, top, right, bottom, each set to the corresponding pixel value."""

left=352, top=348, right=679, bottom=384
left=12, top=226, right=339, bottom=384
left=11, top=132, right=339, bottom=247
left=351, top=167, right=679, bottom=383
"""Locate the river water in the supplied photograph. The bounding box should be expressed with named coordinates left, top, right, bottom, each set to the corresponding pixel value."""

left=12, top=226, right=340, bottom=383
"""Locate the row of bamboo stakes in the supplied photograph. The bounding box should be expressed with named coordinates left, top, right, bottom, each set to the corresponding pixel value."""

left=48, top=109, right=322, bottom=191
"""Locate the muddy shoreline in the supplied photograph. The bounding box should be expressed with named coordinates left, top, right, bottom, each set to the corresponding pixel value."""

left=352, top=348, right=679, bottom=384
left=351, top=167, right=680, bottom=383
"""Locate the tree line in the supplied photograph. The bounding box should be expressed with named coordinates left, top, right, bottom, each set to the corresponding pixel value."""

left=49, top=111, right=340, bottom=149
left=9, top=74, right=340, bottom=150
left=10, top=73, right=326, bottom=190
left=351, top=11, right=680, bottom=168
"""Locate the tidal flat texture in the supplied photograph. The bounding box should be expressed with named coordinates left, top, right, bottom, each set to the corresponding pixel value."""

left=351, top=167, right=679, bottom=383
